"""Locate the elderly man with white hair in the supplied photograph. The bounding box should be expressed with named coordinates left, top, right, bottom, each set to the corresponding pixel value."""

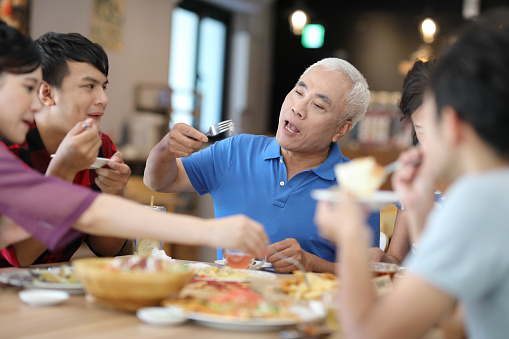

left=144, top=58, right=380, bottom=273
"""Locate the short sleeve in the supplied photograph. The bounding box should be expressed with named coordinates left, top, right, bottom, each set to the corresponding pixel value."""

left=181, top=136, right=237, bottom=195
left=405, top=178, right=509, bottom=300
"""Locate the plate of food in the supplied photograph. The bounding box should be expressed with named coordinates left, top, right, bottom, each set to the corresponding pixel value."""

left=0, top=266, right=84, bottom=294
left=162, top=285, right=324, bottom=332
left=313, top=156, right=401, bottom=210
left=279, top=271, right=339, bottom=300
left=191, top=266, right=276, bottom=282
left=50, top=155, right=110, bottom=169
left=186, top=312, right=301, bottom=332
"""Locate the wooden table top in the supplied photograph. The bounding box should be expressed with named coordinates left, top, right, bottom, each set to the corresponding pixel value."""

left=0, top=262, right=445, bottom=339
left=0, top=263, right=340, bottom=339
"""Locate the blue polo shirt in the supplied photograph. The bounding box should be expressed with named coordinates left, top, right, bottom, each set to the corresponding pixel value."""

left=182, top=134, right=380, bottom=262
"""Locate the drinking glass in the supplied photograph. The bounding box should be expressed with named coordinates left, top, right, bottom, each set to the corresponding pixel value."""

left=222, top=249, right=266, bottom=270
left=135, top=205, right=166, bottom=256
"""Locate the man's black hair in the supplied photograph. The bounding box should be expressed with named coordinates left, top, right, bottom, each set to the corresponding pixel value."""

left=34, top=32, right=108, bottom=88
left=431, top=8, right=509, bottom=159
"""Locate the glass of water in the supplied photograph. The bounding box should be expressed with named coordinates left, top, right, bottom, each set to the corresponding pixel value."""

left=135, top=205, right=166, bottom=256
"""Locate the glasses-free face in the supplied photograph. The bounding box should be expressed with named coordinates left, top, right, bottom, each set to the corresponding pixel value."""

left=276, top=66, right=352, bottom=156
left=419, top=92, right=456, bottom=181
left=41, top=61, right=108, bottom=135
left=0, top=68, right=42, bottom=144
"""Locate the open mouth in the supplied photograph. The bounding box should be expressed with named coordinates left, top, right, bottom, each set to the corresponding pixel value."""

left=88, top=114, right=103, bottom=120
left=285, top=120, right=300, bottom=134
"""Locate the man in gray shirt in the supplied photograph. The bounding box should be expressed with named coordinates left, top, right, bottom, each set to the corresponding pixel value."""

left=314, top=9, right=509, bottom=339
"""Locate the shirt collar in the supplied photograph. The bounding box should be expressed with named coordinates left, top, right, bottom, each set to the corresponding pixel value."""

left=262, top=138, right=344, bottom=181
left=313, top=142, right=343, bottom=180
left=263, top=137, right=282, bottom=160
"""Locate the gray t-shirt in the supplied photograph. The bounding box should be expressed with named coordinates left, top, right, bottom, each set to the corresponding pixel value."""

left=405, top=167, right=509, bottom=339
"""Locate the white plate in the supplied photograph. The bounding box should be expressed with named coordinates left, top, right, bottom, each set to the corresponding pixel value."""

left=311, top=189, right=400, bottom=211
left=214, top=259, right=272, bottom=269
left=18, top=289, right=69, bottom=306
left=181, top=302, right=324, bottom=332
left=137, top=307, right=187, bottom=326
left=187, top=313, right=298, bottom=332
left=0, top=268, right=84, bottom=295
left=50, top=155, right=110, bottom=169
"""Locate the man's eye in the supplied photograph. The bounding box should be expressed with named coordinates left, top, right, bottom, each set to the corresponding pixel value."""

left=314, top=104, right=324, bottom=110
left=295, top=90, right=303, bottom=96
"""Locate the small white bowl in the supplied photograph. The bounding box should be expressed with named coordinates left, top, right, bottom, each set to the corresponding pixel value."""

left=137, top=307, right=187, bottom=326
left=19, top=289, right=69, bottom=306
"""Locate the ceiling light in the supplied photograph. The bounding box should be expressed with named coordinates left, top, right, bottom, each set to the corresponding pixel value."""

left=290, top=10, right=307, bottom=35
left=420, top=18, right=438, bottom=44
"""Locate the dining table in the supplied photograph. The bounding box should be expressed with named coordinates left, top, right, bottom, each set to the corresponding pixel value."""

left=0, top=260, right=445, bottom=339
left=0, top=260, right=342, bottom=339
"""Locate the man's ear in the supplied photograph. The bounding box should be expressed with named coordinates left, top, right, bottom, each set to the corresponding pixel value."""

left=38, top=82, right=55, bottom=106
left=332, top=120, right=353, bottom=142
left=441, top=106, right=463, bottom=146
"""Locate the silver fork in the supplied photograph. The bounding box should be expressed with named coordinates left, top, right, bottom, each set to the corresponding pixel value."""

left=266, top=246, right=310, bottom=287
left=205, top=119, right=234, bottom=136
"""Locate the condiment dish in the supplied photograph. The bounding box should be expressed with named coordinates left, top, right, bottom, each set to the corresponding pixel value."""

left=137, top=306, right=187, bottom=326
left=18, top=289, right=69, bottom=306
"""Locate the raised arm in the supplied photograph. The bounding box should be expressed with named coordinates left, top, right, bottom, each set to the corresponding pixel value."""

left=74, top=194, right=269, bottom=259
left=46, top=120, right=102, bottom=181
left=8, top=121, right=105, bottom=266
left=314, top=192, right=455, bottom=339
left=144, top=123, right=207, bottom=193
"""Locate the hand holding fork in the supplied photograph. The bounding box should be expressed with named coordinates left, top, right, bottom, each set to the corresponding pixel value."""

left=205, top=119, right=234, bottom=136
left=161, top=120, right=234, bottom=158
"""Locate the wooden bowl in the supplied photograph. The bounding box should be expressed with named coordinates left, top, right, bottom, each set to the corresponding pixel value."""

left=73, top=257, right=193, bottom=312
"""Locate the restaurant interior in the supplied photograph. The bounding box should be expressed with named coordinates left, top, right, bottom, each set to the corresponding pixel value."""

left=2, top=0, right=509, bottom=337
left=2, top=0, right=505, bottom=259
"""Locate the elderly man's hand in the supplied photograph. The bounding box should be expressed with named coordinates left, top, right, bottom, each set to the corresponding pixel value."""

left=163, top=123, right=208, bottom=158
left=95, top=151, right=131, bottom=196
left=266, top=238, right=311, bottom=273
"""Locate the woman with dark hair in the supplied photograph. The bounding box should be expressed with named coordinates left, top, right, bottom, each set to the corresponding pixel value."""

left=0, top=21, right=268, bottom=258
left=400, top=60, right=436, bottom=146
left=370, top=60, right=436, bottom=265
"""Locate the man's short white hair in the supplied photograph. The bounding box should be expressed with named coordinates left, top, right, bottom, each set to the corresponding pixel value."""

left=300, top=58, right=370, bottom=126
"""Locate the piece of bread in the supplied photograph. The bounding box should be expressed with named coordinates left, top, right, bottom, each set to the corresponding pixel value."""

left=335, top=156, right=385, bottom=197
